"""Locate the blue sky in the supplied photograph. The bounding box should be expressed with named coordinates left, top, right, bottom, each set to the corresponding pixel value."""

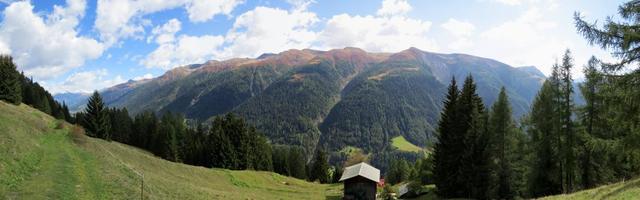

left=0, top=0, right=625, bottom=94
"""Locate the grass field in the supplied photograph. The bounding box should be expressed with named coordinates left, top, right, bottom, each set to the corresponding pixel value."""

left=541, top=177, right=640, bottom=200
left=0, top=101, right=341, bottom=200
left=391, top=136, right=423, bottom=153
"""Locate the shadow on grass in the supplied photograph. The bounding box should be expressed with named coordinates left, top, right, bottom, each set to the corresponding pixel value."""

left=325, top=195, right=341, bottom=200
left=600, top=179, right=640, bottom=199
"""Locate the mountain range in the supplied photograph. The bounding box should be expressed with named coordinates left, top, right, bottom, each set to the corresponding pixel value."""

left=56, top=47, right=545, bottom=154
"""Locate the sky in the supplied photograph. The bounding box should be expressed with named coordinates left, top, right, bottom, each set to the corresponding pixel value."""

left=0, top=0, right=625, bottom=94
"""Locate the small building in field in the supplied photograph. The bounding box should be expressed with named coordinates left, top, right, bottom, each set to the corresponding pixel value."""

left=339, top=162, right=380, bottom=200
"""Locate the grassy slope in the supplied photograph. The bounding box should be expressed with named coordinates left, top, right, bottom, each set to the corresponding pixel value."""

left=0, top=101, right=341, bottom=200
left=541, top=178, right=640, bottom=200
left=408, top=179, right=640, bottom=200
left=391, top=136, right=422, bottom=153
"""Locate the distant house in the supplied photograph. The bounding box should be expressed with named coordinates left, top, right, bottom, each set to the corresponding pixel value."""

left=339, top=162, right=380, bottom=200
left=377, top=178, right=385, bottom=188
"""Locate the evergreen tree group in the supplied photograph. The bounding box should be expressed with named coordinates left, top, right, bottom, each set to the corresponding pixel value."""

left=77, top=92, right=275, bottom=172
left=0, top=55, right=73, bottom=123
left=0, top=55, right=21, bottom=104
left=433, top=76, right=526, bottom=199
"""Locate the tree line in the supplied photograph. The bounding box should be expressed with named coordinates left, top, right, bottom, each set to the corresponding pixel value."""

left=0, top=55, right=73, bottom=123
left=76, top=91, right=336, bottom=183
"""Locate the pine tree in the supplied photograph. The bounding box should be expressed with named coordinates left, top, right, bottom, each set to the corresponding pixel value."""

left=558, top=50, right=577, bottom=193
left=83, top=91, right=110, bottom=140
left=288, top=146, right=307, bottom=179
left=527, top=81, right=563, bottom=196
left=310, top=150, right=330, bottom=183
left=0, top=55, right=22, bottom=105
left=457, top=75, right=491, bottom=199
left=433, top=77, right=461, bottom=198
left=252, top=131, right=273, bottom=171
left=489, top=87, right=518, bottom=199
left=272, top=145, right=291, bottom=176
left=209, top=116, right=236, bottom=169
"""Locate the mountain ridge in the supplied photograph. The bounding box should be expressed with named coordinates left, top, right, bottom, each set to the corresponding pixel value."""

left=57, top=47, right=546, bottom=156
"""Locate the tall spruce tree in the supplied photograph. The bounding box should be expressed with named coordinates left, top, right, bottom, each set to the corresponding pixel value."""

left=559, top=50, right=577, bottom=193
left=209, top=116, right=236, bottom=169
left=83, top=91, right=110, bottom=140
left=489, top=87, right=518, bottom=199
left=433, top=76, right=493, bottom=199
left=458, top=75, right=491, bottom=199
left=0, top=55, right=22, bottom=105
left=527, top=81, right=563, bottom=197
left=310, top=150, right=330, bottom=183
left=288, top=146, right=307, bottom=179
left=433, top=77, right=462, bottom=198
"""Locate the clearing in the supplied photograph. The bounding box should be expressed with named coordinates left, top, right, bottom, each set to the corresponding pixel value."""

left=391, top=136, right=423, bottom=153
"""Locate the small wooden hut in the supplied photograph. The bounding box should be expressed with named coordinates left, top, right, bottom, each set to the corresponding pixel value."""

left=339, top=162, right=380, bottom=200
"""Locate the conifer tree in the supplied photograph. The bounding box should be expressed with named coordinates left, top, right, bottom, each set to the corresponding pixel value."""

left=433, top=77, right=461, bottom=198
left=457, top=75, right=491, bottom=199
left=288, top=146, right=307, bottom=179
left=310, top=150, right=330, bottom=183
left=558, top=50, right=577, bottom=193
left=578, top=57, right=617, bottom=189
left=0, top=55, right=22, bottom=105
left=489, top=87, right=518, bottom=199
left=527, top=81, right=563, bottom=196
left=83, top=91, right=110, bottom=140
left=209, top=116, right=236, bottom=169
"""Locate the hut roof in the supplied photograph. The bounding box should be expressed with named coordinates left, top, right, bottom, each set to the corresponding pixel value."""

left=339, top=162, right=380, bottom=183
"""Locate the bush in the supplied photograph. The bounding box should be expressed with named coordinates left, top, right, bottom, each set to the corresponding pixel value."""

left=55, top=120, right=66, bottom=130
left=70, top=125, right=87, bottom=145
left=379, top=185, right=396, bottom=200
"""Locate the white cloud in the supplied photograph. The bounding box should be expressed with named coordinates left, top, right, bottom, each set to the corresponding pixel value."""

left=142, top=34, right=224, bottom=69
left=0, top=0, right=104, bottom=80
left=470, top=7, right=570, bottom=76
left=132, top=73, right=154, bottom=81
left=47, top=69, right=125, bottom=94
left=286, top=0, right=315, bottom=10
left=441, top=18, right=475, bottom=37
left=317, top=14, right=436, bottom=52
left=441, top=18, right=476, bottom=50
left=490, top=0, right=558, bottom=10
left=147, top=18, right=181, bottom=44
left=377, top=0, right=412, bottom=16
left=94, top=0, right=242, bottom=46
left=186, top=0, right=243, bottom=22
left=142, top=0, right=437, bottom=64
left=493, top=0, right=522, bottom=6
left=221, top=6, right=319, bottom=58
left=315, top=0, right=436, bottom=52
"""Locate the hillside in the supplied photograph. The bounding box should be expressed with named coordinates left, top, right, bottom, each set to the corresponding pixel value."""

left=541, top=178, right=640, bottom=200
left=59, top=47, right=545, bottom=156
left=0, top=101, right=341, bottom=199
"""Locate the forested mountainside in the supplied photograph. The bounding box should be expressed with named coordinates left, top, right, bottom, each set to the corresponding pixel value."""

left=72, top=47, right=544, bottom=154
